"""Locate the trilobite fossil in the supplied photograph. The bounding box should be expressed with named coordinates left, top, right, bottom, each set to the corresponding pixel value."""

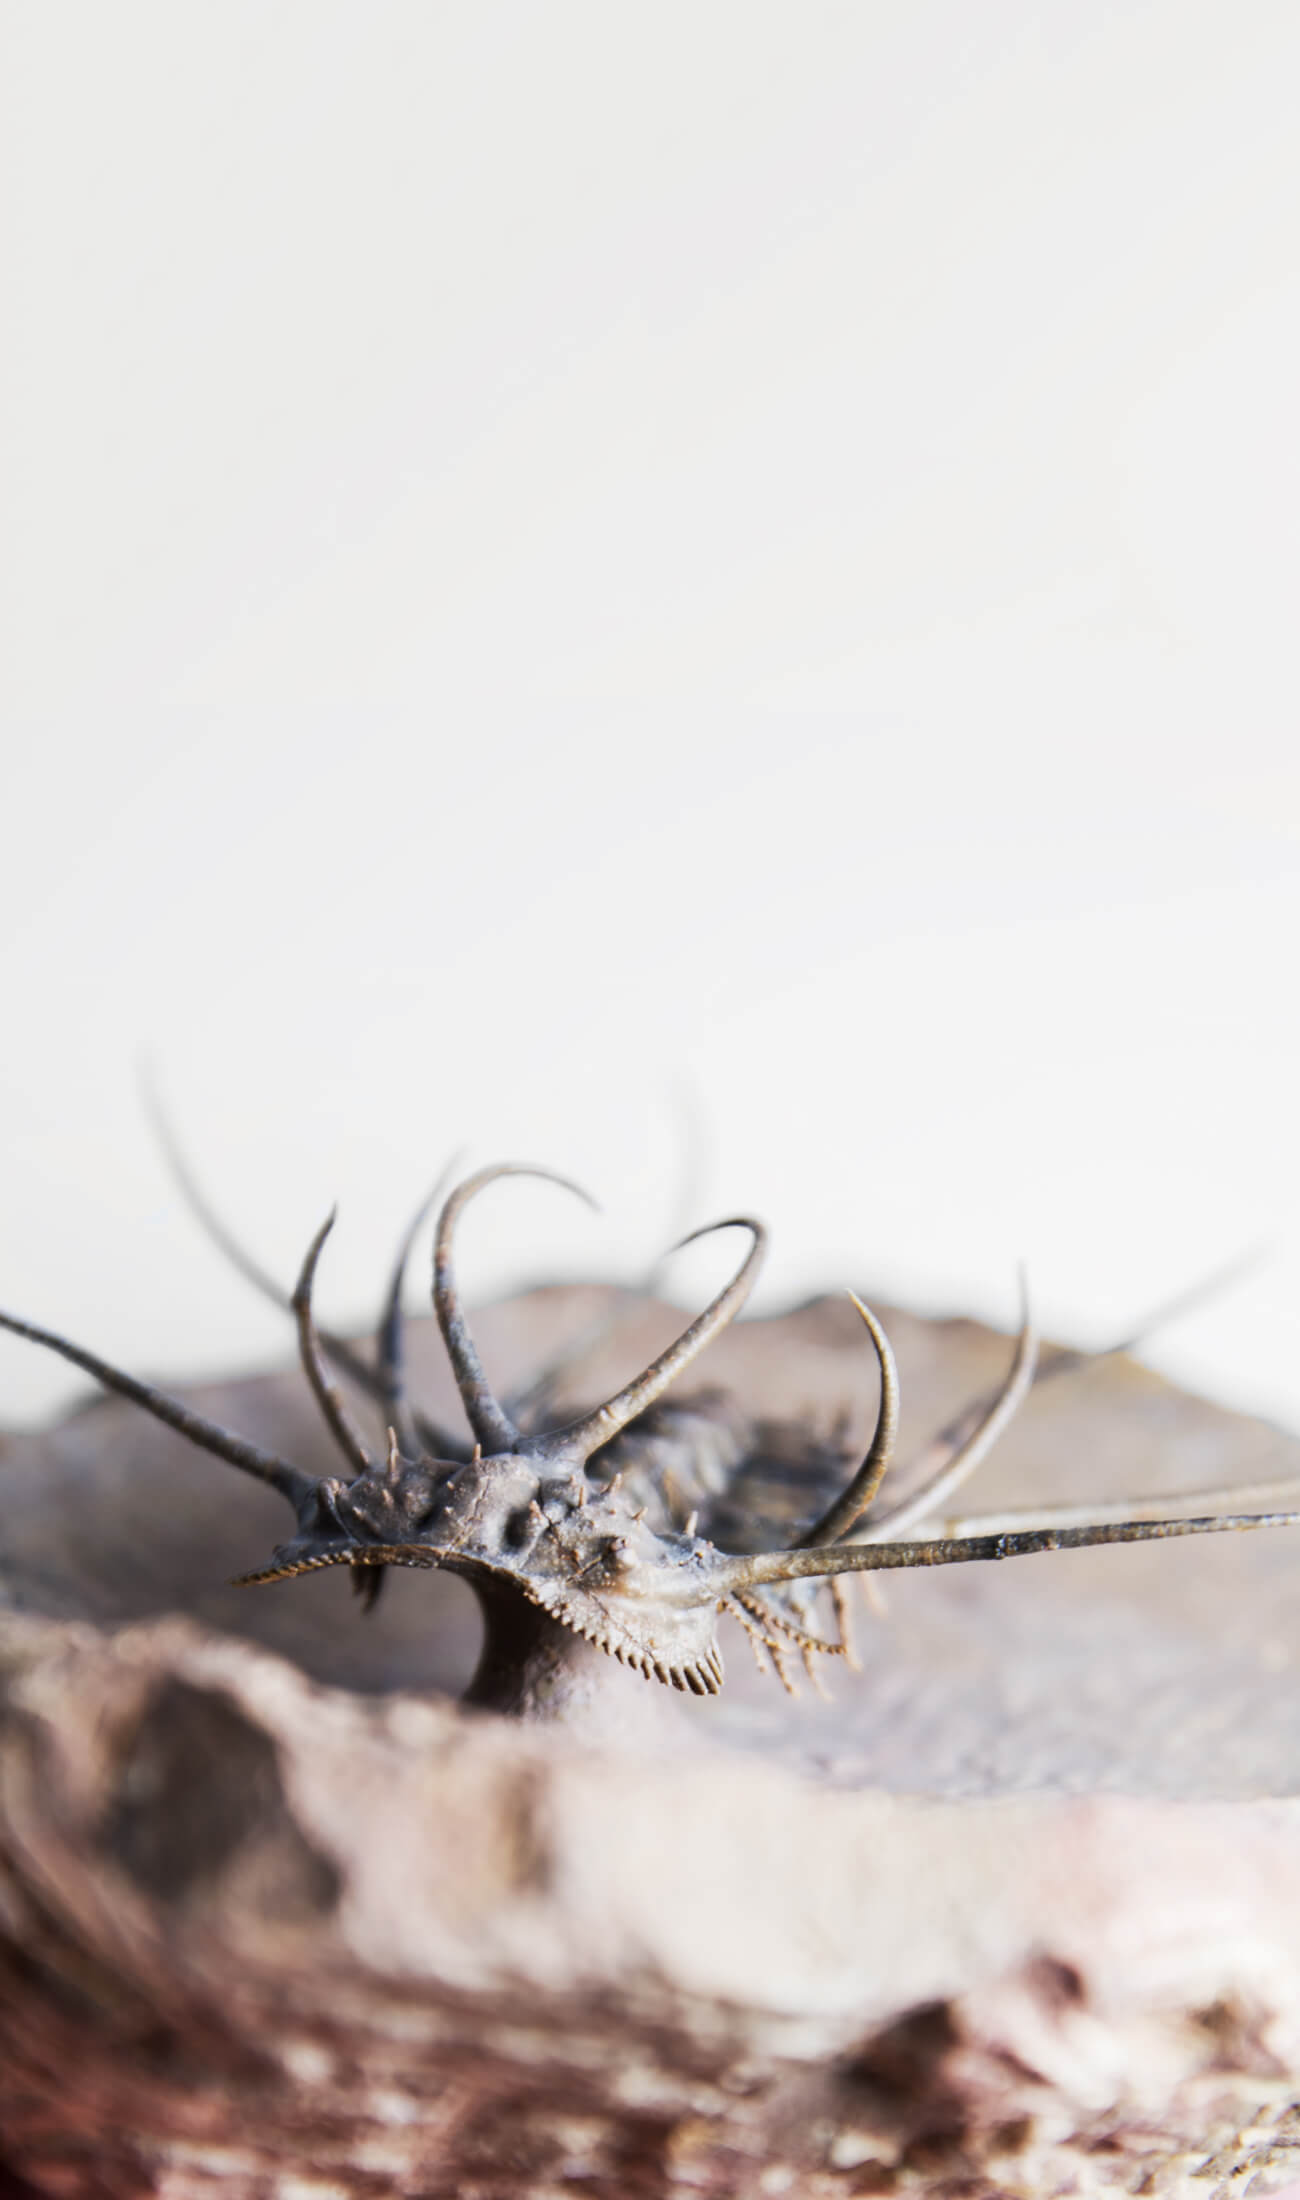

left=4, top=1156, right=1300, bottom=1716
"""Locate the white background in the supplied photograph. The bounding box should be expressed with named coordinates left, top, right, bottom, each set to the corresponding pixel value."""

left=3, top=2, right=1299, bottom=1432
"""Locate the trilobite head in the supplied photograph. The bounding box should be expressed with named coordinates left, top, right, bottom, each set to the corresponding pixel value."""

left=239, top=1426, right=730, bottom=1693
left=217, top=1161, right=938, bottom=1695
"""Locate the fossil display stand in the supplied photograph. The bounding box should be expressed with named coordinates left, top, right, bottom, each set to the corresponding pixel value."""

left=3, top=1285, right=1300, bottom=2199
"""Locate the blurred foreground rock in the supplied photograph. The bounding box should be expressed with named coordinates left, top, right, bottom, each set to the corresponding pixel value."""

left=3, top=1287, right=1300, bottom=2198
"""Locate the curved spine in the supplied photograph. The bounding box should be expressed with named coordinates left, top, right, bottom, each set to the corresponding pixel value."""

left=794, top=1293, right=899, bottom=1546
left=859, top=1276, right=1037, bottom=1541
left=146, top=1084, right=470, bottom=1459
left=433, top=1165, right=599, bottom=1455
left=374, top=1160, right=463, bottom=1455
left=292, top=1213, right=373, bottom=1481
left=531, top=1217, right=767, bottom=1467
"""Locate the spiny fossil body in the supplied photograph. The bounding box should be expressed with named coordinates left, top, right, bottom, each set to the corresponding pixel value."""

left=3, top=1161, right=1300, bottom=1721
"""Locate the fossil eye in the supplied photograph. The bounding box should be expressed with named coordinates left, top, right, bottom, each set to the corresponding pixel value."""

left=504, top=1506, right=538, bottom=1549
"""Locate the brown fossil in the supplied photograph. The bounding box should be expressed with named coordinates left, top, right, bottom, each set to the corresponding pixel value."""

left=2, top=1159, right=1299, bottom=1724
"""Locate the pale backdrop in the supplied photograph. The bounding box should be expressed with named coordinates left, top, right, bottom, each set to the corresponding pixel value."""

left=3, top=3, right=1299, bottom=1442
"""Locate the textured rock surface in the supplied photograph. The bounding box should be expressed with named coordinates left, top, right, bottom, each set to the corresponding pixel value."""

left=3, top=1287, right=1300, bottom=2196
